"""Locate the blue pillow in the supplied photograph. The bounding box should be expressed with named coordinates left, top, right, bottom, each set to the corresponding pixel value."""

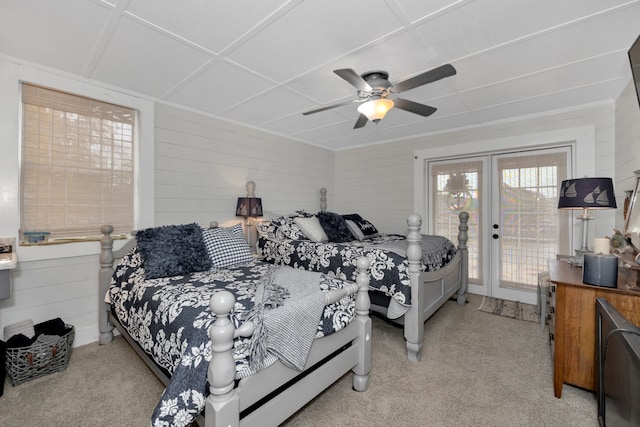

left=135, top=223, right=211, bottom=280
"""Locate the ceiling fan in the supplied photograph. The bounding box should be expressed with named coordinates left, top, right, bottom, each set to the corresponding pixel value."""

left=302, top=64, right=456, bottom=129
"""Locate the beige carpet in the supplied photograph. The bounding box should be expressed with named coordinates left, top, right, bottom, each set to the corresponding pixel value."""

left=478, top=296, right=540, bottom=323
left=0, top=294, right=597, bottom=426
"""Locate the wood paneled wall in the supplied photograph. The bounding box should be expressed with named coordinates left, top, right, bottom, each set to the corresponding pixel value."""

left=334, top=104, right=616, bottom=235
left=615, top=79, right=640, bottom=229
left=154, top=103, right=334, bottom=226
left=0, top=102, right=333, bottom=347
left=1, top=87, right=634, bottom=349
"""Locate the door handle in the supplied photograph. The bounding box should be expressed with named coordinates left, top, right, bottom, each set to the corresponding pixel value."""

left=492, top=224, right=499, bottom=239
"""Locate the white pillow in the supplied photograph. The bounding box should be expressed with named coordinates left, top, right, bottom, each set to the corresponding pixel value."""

left=294, top=217, right=328, bottom=242
left=346, top=219, right=365, bottom=241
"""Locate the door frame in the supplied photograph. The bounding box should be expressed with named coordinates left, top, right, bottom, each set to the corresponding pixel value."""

left=414, top=126, right=596, bottom=298
left=489, top=146, right=572, bottom=304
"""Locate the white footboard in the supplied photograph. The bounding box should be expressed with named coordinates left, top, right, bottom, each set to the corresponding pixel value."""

left=205, top=256, right=371, bottom=427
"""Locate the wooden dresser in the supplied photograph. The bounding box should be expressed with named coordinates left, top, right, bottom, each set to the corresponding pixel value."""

left=548, top=259, right=640, bottom=398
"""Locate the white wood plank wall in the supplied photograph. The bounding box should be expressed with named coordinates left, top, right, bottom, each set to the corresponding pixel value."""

left=0, top=103, right=333, bottom=347
left=1, top=88, right=634, bottom=349
left=0, top=256, right=99, bottom=347
left=154, top=103, right=335, bottom=226
left=333, top=104, right=617, bottom=236
left=615, top=79, right=640, bottom=229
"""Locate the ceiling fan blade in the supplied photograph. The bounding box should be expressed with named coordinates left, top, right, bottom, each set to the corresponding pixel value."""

left=334, top=69, right=373, bottom=92
left=392, top=64, right=456, bottom=93
left=393, top=98, right=437, bottom=117
left=353, top=113, right=368, bottom=129
left=302, top=99, right=355, bottom=115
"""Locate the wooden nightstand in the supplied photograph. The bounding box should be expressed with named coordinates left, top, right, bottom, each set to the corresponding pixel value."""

left=548, top=259, right=640, bottom=398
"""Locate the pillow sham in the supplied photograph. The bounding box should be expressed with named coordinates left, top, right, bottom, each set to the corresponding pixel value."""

left=342, top=214, right=379, bottom=239
left=256, top=220, right=278, bottom=240
left=316, top=211, right=354, bottom=243
left=202, top=227, right=254, bottom=268
left=274, top=216, right=307, bottom=240
left=294, top=216, right=328, bottom=242
left=225, top=223, right=245, bottom=237
left=345, top=220, right=365, bottom=241
left=135, top=223, right=212, bottom=280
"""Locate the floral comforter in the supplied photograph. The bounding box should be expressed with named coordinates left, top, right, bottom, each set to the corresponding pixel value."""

left=109, top=248, right=356, bottom=427
left=258, top=234, right=457, bottom=307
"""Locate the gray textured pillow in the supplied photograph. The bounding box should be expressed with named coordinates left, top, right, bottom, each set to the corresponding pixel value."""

left=317, top=211, right=354, bottom=243
left=135, top=223, right=212, bottom=280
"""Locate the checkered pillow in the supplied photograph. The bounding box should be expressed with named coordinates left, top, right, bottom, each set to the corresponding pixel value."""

left=202, top=227, right=253, bottom=268
left=225, top=223, right=245, bottom=237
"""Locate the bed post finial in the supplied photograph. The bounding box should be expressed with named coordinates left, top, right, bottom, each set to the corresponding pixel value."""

left=320, top=188, right=327, bottom=212
left=246, top=181, right=256, bottom=197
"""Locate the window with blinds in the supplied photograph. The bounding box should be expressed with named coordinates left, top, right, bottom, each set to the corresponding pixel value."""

left=20, top=83, right=135, bottom=242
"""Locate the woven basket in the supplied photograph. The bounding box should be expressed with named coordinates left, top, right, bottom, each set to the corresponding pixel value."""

left=6, top=325, right=74, bottom=386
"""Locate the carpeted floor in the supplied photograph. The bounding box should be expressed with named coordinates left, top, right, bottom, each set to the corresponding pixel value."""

left=478, top=296, right=540, bottom=323
left=0, top=294, right=596, bottom=426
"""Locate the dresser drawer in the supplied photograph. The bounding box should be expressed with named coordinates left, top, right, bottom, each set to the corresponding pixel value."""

left=548, top=284, right=556, bottom=348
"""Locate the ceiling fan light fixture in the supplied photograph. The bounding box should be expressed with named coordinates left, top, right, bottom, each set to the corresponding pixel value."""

left=357, top=98, right=394, bottom=122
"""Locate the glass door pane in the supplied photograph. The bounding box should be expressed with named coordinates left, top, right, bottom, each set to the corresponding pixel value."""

left=430, top=159, right=484, bottom=285
left=492, top=148, right=569, bottom=301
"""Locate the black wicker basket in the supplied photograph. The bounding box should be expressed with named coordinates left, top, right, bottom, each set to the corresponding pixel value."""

left=6, top=325, right=74, bottom=386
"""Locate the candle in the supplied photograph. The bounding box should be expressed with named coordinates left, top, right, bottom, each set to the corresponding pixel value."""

left=593, top=238, right=610, bottom=255
left=583, top=253, right=618, bottom=288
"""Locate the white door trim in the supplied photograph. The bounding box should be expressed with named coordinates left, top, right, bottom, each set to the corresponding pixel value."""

left=414, top=126, right=595, bottom=298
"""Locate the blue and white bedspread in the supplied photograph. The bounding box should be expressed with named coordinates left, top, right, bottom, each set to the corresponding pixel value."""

left=109, top=248, right=356, bottom=427
left=259, top=234, right=457, bottom=307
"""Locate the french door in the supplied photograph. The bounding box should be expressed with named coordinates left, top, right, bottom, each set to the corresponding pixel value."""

left=429, top=146, right=571, bottom=304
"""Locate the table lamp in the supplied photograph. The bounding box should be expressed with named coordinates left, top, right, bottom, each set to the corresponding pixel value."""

left=235, top=181, right=263, bottom=251
left=558, top=177, right=617, bottom=265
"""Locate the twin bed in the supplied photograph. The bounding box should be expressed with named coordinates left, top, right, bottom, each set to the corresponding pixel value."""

left=98, top=223, right=371, bottom=427
left=97, top=191, right=469, bottom=425
left=257, top=188, right=469, bottom=362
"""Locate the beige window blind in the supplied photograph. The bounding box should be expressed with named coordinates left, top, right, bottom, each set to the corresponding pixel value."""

left=20, top=83, right=135, bottom=241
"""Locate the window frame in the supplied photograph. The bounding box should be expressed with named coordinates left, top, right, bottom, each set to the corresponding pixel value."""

left=0, top=60, right=154, bottom=262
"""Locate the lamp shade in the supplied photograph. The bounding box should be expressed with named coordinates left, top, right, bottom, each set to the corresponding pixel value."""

left=357, top=98, right=394, bottom=122
left=558, top=177, right=617, bottom=210
left=236, top=197, right=263, bottom=217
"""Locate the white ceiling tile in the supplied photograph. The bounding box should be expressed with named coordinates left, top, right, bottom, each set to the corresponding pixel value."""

left=167, top=62, right=274, bottom=115
left=220, top=87, right=313, bottom=125
left=91, top=16, right=212, bottom=97
left=470, top=80, right=623, bottom=125
left=414, top=0, right=637, bottom=60
left=463, top=55, right=630, bottom=110
left=263, top=109, right=353, bottom=136
left=1, top=0, right=637, bottom=150
left=453, top=5, right=640, bottom=92
left=226, top=0, right=404, bottom=82
left=395, top=0, right=467, bottom=22
left=125, top=0, right=289, bottom=53
left=0, top=0, right=111, bottom=74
